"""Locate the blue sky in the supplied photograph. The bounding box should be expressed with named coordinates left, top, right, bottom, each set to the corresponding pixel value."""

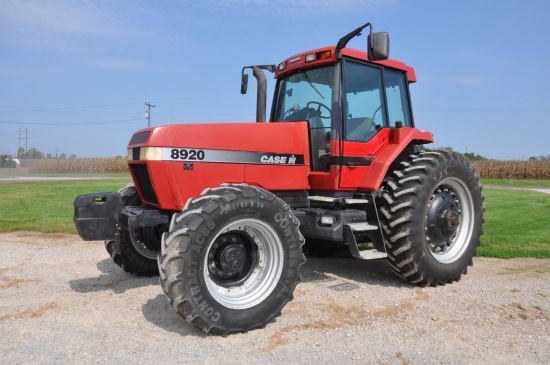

left=1, top=0, right=549, bottom=159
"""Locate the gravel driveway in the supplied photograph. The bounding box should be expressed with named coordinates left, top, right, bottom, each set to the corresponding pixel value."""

left=1, top=231, right=549, bottom=365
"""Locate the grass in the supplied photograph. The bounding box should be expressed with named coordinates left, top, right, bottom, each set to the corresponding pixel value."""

left=481, top=178, right=550, bottom=188
left=478, top=188, right=550, bottom=258
left=0, top=177, right=549, bottom=259
left=0, top=179, right=130, bottom=234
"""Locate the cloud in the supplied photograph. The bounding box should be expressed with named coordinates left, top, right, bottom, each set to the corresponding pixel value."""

left=447, top=75, right=489, bottom=85
left=178, top=0, right=388, bottom=18
left=81, top=57, right=158, bottom=71
left=0, top=0, right=158, bottom=51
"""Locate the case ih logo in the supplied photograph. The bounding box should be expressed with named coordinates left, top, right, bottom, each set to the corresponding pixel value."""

left=260, top=154, right=299, bottom=164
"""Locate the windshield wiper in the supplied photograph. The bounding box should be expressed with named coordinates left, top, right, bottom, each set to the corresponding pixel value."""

left=298, top=70, right=325, bottom=100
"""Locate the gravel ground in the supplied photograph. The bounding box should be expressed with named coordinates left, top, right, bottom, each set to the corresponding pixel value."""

left=1, top=231, right=549, bottom=365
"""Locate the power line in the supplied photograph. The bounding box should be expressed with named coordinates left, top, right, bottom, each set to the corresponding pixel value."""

left=0, top=117, right=146, bottom=126
left=416, top=107, right=550, bottom=113
left=0, top=102, right=144, bottom=114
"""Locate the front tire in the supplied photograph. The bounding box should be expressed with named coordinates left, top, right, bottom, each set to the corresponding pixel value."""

left=158, top=184, right=305, bottom=335
left=105, top=183, right=163, bottom=276
left=380, top=149, right=484, bottom=286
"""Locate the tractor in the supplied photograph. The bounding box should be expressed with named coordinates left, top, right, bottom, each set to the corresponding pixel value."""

left=74, top=22, right=484, bottom=335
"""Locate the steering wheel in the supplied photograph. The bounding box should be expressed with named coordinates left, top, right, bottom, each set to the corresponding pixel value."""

left=371, top=106, right=381, bottom=124
left=307, top=101, right=331, bottom=119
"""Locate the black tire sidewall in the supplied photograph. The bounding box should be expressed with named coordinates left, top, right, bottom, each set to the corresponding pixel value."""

left=170, top=189, right=303, bottom=331
left=408, top=151, right=483, bottom=282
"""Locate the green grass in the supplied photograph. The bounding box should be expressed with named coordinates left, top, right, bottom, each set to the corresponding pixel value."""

left=479, top=188, right=550, bottom=258
left=0, top=178, right=549, bottom=259
left=481, top=178, right=550, bottom=188
left=0, top=179, right=130, bottom=234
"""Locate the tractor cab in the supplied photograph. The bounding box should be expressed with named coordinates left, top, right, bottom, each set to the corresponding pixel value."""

left=244, top=23, right=432, bottom=192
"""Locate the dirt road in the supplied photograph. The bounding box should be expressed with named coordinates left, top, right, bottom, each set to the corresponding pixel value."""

left=1, top=231, right=549, bottom=364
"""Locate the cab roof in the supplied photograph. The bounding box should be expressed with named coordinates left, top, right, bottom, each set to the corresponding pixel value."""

left=275, top=46, right=416, bottom=83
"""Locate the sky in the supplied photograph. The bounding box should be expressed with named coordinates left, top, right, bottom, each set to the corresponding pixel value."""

left=1, top=0, right=549, bottom=160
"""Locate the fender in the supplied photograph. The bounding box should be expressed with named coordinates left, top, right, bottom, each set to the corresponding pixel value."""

left=358, top=127, right=433, bottom=191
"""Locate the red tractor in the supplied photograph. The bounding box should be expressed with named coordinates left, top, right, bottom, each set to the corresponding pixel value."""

left=74, top=22, right=484, bottom=335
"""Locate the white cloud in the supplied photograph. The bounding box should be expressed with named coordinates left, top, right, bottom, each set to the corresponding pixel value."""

left=81, top=57, right=157, bottom=71
left=0, top=0, right=158, bottom=50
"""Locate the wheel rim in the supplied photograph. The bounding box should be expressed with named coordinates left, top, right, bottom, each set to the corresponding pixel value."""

left=129, top=226, right=162, bottom=260
left=425, top=177, right=474, bottom=264
left=204, top=218, right=284, bottom=309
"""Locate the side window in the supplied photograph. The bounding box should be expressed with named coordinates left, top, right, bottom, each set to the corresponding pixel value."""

left=384, top=70, right=412, bottom=127
left=344, top=61, right=386, bottom=142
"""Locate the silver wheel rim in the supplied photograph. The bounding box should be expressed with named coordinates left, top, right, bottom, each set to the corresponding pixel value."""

left=204, top=218, right=284, bottom=309
left=426, top=177, right=474, bottom=264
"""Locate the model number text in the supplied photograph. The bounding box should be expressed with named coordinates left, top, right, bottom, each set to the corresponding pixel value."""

left=170, top=149, right=205, bottom=161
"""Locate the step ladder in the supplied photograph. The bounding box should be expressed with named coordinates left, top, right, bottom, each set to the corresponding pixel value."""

left=344, top=221, right=387, bottom=260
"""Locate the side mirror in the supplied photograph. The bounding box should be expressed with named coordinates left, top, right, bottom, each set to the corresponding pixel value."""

left=241, top=73, right=249, bottom=94
left=368, top=32, right=389, bottom=61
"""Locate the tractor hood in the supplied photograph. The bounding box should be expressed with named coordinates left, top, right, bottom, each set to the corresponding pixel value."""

left=126, top=122, right=311, bottom=210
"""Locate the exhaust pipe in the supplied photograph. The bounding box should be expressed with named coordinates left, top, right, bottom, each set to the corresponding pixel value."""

left=252, top=66, right=267, bottom=123
left=241, top=65, right=276, bottom=123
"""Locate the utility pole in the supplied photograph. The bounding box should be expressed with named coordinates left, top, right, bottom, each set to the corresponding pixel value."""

left=145, top=102, right=155, bottom=128
left=17, top=129, right=29, bottom=158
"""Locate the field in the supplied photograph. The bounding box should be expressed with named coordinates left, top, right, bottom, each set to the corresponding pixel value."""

left=11, top=158, right=550, bottom=180
left=0, top=179, right=130, bottom=234
left=0, top=177, right=548, bottom=258
left=20, top=158, right=128, bottom=173
left=472, top=160, right=550, bottom=179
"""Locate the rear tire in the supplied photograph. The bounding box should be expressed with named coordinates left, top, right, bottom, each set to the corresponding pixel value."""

left=158, top=184, right=305, bottom=334
left=380, top=149, right=484, bottom=286
left=105, top=183, right=163, bottom=276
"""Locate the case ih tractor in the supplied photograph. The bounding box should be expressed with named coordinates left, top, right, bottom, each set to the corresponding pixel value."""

left=74, top=22, right=484, bottom=335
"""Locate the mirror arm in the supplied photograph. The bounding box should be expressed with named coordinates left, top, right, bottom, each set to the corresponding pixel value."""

left=336, top=22, right=373, bottom=57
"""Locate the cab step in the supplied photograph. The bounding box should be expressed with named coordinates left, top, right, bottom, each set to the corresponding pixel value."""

left=343, top=223, right=387, bottom=260
left=347, top=222, right=378, bottom=232
left=357, top=248, right=387, bottom=260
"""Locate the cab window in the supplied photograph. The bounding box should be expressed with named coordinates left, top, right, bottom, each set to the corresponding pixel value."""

left=384, top=70, right=412, bottom=127
left=344, top=61, right=386, bottom=142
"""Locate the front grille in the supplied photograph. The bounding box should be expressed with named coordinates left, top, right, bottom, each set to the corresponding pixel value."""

left=130, top=164, right=158, bottom=205
left=129, top=131, right=151, bottom=145
left=132, top=148, right=140, bottom=161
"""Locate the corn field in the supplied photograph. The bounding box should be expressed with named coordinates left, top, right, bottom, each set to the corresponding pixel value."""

left=22, top=158, right=128, bottom=174
left=472, top=160, right=550, bottom=179
left=17, top=157, right=550, bottom=180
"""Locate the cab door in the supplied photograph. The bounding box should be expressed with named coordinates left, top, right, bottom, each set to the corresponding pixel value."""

left=338, top=60, right=414, bottom=189
left=339, top=60, right=388, bottom=188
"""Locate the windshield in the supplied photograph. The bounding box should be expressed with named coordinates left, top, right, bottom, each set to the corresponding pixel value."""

left=272, top=65, right=334, bottom=128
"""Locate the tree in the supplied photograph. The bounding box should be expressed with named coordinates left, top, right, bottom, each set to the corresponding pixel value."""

left=463, top=152, right=487, bottom=161
left=0, top=154, right=16, bottom=168
left=19, top=147, right=45, bottom=159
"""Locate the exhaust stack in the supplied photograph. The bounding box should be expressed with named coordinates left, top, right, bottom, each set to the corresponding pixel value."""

left=241, top=65, right=276, bottom=123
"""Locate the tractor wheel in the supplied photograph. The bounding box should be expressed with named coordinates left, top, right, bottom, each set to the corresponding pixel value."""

left=379, top=149, right=484, bottom=286
left=105, top=183, right=162, bottom=276
left=158, top=184, right=305, bottom=335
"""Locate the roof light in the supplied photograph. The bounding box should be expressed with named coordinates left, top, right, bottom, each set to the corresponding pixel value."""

left=317, top=50, right=332, bottom=60
left=288, top=56, right=301, bottom=64
left=278, top=62, right=286, bottom=71
left=305, top=53, right=316, bottom=62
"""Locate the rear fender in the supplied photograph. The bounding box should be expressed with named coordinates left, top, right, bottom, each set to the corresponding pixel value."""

left=358, top=128, right=433, bottom=191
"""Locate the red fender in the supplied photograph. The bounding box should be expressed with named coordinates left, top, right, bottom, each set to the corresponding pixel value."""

left=358, top=127, right=433, bottom=191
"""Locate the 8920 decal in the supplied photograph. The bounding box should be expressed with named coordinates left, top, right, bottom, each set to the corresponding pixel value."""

left=170, top=148, right=205, bottom=161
